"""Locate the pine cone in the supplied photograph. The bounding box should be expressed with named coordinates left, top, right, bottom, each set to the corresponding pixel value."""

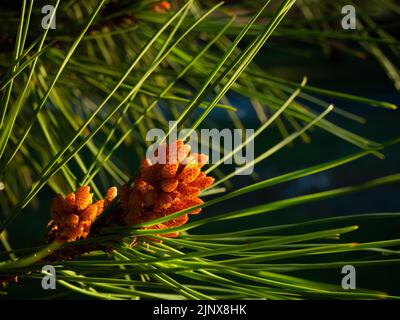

left=152, top=1, right=171, bottom=14
left=48, top=186, right=117, bottom=242
left=121, top=140, right=214, bottom=237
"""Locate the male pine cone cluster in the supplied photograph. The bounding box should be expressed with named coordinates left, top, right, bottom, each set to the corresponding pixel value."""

left=152, top=1, right=171, bottom=13
left=120, top=140, right=215, bottom=237
left=47, top=140, right=214, bottom=242
left=48, top=186, right=117, bottom=242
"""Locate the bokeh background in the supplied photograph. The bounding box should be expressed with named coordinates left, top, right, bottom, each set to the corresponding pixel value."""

left=2, top=0, right=400, bottom=298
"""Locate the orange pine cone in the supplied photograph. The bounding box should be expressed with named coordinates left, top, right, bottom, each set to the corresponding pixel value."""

left=121, top=140, right=214, bottom=238
left=152, top=1, right=171, bottom=14
left=48, top=186, right=117, bottom=242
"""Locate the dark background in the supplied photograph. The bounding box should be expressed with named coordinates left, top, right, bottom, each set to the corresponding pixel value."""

left=2, top=4, right=400, bottom=298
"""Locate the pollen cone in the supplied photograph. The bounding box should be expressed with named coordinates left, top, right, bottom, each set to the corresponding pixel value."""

left=48, top=186, right=117, bottom=242
left=121, top=140, right=214, bottom=238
